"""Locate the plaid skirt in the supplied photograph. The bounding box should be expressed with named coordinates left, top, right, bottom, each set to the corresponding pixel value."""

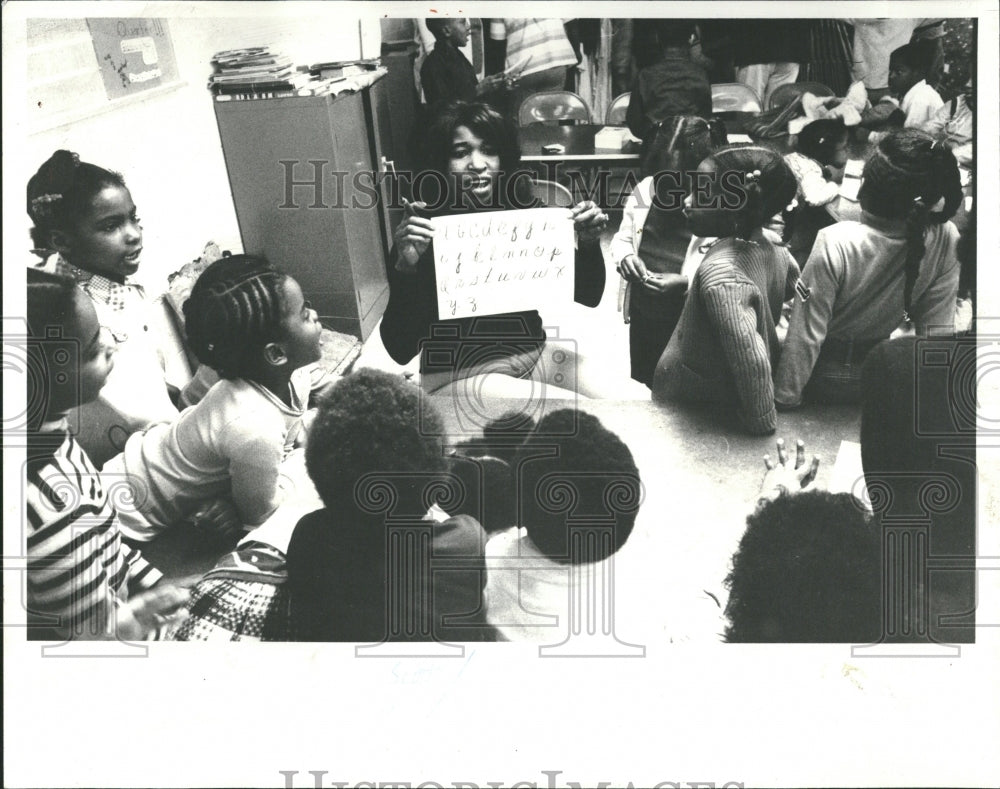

left=170, top=578, right=292, bottom=641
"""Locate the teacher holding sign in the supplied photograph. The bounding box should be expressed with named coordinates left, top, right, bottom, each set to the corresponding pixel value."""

left=380, top=101, right=614, bottom=397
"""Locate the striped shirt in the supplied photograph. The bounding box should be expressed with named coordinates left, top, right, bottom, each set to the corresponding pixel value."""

left=25, top=421, right=161, bottom=639
left=489, top=19, right=577, bottom=78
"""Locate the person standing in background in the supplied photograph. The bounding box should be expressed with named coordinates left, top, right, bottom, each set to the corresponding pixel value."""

left=488, top=18, right=578, bottom=120
left=848, top=19, right=943, bottom=103
left=730, top=19, right=809, bottom=108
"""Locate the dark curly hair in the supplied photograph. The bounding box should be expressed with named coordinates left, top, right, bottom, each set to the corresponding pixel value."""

left=858, top=129, right=962, bottom=318
left=796, top=118, right=849, bottom=167
left=724, top=490, right=882, bottom=643
left=182, top=254, right=288, bottom=379
left=515, top=409, right=642, bottom=564
left=27, top=150, right=127, bottom=254
left=709, top=144, right=798, bottom=242
left=414, top=100, right=529, bottom=212
left=305, top=369, right=448, bottom=513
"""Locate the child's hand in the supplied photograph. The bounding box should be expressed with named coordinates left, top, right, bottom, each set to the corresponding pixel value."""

left=617, top=253, right=648, bottom=283
left=641, top=272, right=688, bottom=296
left=190, top=496, right=242, bottom=538
left=115, top=584, right=191, bottom=641
left=395, top=199, right=434, bottom=271
left=757, top=438, right=821, bottom=506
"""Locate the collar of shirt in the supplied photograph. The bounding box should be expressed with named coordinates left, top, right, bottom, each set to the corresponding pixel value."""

left=861, top=210, right=908, bottom=238
left=50, top=255, right=146, bottom=312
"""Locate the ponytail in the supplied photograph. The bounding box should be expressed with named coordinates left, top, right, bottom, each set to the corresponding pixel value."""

left=858, top=130, right=962, bottom=320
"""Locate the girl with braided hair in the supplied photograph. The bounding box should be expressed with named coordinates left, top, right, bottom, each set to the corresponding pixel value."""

left=775, top=129, right=962, bottom=407
left=652, top=145, right=800, bottom=435
left=27, top=150, right=178, bottom=466
left=105, top=255, right=323, bottom=541
left=609, top=115, right=725, bottom=387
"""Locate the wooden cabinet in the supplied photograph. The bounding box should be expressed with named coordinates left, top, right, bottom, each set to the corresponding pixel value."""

left=213, top=79, right=393, bottom=340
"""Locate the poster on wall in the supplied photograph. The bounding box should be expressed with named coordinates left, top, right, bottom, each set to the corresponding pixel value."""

left=87, top=18, right=179, bottom=100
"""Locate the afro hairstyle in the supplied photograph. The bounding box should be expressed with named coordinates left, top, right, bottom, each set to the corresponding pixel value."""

left=515, top=409, right=642, bottom=564
left=305, top=369, right=448, bottom=515
left=724, top=490, right=883, bottom=642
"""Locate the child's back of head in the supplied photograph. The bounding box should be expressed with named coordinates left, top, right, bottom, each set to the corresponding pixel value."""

left=305, top=368, right=448, bottom=518
left=796, top=118, right=849, bottom=168
left=724, top=490, right=882, bottom=642
left=642, top=115, right=722, bottom=181
left=858, top=128, right=962, bottom=318
left=515, top=410, right=641, bottom=564
left=695, top=145, right=798, bottom=242
left=655, top=20, right=696, bottom=52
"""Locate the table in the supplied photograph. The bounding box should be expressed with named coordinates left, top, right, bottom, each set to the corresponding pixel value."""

left=518, top=123, right=640, bottom=166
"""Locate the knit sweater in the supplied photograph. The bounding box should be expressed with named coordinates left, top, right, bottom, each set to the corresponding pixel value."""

left=653, top=235, right=798, bottom=434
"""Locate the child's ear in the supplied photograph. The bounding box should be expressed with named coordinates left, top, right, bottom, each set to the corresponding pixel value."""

left=262, top=341, right=289, bottom=368
left=49, top=228, right=73, bottom=257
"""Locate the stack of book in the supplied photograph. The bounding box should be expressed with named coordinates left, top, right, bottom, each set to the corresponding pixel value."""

left=307, top=58, right=380, bottom=80
left=208, top=47, right=310, bottom=99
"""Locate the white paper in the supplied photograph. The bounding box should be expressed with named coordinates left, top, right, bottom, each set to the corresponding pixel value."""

left=432, top=207, right=575, bottom=320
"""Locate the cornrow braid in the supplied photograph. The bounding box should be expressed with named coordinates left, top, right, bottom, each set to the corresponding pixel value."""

left=182, top=254, right=288, bottom=379
left=858, top=129, right=962, bottom=318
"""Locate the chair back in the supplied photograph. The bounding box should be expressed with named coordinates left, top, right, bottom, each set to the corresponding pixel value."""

left=606, top=92, right=631, bottom=125
left=529, top=179, right=574, bottom=208
left=711, top=83, right=763, bottom=114
left=518, top=91, right=593, bottom=126
left=768, top=81, right=836, bottom=111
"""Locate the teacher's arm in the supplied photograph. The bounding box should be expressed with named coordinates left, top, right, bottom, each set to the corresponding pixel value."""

left=379, top=205, right=438, bottom=365
left=571, top=200, right=608, bottom=307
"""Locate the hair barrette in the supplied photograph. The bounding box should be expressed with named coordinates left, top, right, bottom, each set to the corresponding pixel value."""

left=30, top=193, right=63, bottom=217
left=745, top=169, right=762, bottom=184
left=786, top=198, right=799, bottom=212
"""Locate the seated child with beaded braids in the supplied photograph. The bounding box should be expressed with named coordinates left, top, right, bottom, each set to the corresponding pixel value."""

left=106, top=255, right=323, bottom=540
left=653, top=146, right=800, bottom=435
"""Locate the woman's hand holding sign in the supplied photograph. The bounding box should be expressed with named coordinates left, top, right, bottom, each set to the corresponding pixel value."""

left=395, top=198, right=435, bottom=272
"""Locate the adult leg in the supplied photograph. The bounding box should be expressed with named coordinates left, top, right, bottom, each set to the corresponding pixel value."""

left=764, top=62, right=800, bottom=106
left=734, top=64, right=769, bottom=108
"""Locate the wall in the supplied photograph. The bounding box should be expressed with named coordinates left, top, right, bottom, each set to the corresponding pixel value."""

left=6, top=10, right=380, bottom=289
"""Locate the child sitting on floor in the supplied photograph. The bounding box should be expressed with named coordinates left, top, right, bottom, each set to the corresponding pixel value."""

left=484, top=410, right=642, bottom=642
left=653, top=145, right=800, bottom=435
left=888, top=40, right=944, bottom=128
left=106, top=255, right=322, bottom=541
left=775, top=129, right=962, bottom=407
left=25, top=268, right=189, bottom=641
left=922, top=77, right=974, bottom=168
left=27, top=150, right=179, bottom=467
left=285, top=369, right=490, bottom=642
left=784, top=118, right=849, bottom=207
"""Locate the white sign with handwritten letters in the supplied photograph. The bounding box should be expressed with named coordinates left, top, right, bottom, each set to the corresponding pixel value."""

left=431, top=208, right=575, bottom=320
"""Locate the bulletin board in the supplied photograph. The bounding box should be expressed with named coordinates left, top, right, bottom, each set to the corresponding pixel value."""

left=87, top=18, right=179, bottom=99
